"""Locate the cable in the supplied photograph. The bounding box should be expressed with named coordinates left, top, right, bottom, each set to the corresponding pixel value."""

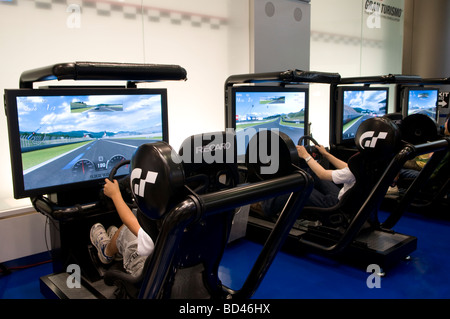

left=0, top=259, right=52, bottom=276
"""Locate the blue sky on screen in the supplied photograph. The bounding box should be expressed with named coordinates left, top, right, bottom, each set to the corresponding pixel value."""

left=235, top=92, right=306, bottom=118
left=16, top=94, right=163, bottom=134
left=344, top=90, right=387, bottom=113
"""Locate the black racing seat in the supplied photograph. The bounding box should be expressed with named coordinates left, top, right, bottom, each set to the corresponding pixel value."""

left=297, top=117, right=403, bottom=234
left=104, top=131, right=239, bottom=298
left=103, top=131, right=313, bottom=299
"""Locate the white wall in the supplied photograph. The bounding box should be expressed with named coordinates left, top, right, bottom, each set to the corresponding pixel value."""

left=0, top=0, right=250, bottom=262
left=0, top=211, right=50, bottom=263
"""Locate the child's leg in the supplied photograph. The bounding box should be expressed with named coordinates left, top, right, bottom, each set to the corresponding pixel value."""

left=105, top=224, right=124, bottom=257
left=113, top=225, right=146, bottom=276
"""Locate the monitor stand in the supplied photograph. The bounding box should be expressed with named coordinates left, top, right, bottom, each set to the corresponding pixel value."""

left=49, top=185, right=102, bottom=207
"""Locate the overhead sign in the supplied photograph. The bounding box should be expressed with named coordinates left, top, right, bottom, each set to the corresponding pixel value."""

left=365, top=0, right=403, bottom=28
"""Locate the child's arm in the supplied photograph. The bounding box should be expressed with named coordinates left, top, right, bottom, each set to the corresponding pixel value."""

left=297, top=145, right=333, bottom=181
left=316, top=145, right=348, bottom=169
left=103, top=178, right=141, bottom=237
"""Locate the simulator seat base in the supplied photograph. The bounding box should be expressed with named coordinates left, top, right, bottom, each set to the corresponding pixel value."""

left=246, top=215, right=417, bottom=271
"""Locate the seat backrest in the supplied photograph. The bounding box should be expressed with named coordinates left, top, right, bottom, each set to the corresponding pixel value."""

left=179, top=130, right=239, bottom=193
left=348, top=116, right=401, bottom=210
left=399, top=113, right=439, bottom=144
left=245, top=129, right=299, bottom=182
left=132, top=131, right=239, bottom=299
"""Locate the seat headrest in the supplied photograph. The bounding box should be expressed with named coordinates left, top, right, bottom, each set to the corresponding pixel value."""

left=383, top=112, right=403, bottom=127
left=355, top=117, right=401, bottom=159
left=130, top=142, right=185, bottom=220
left=245, top=130, right=298, bottom=181
left=179, top=131, right=237, bottom=171
left=179, top=131, right=238, bottom=192
left=401, top=113, right=438, bottom=144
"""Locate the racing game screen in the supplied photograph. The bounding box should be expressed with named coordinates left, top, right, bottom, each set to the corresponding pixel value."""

left=6, top=89, right=167, bottom=198
left=406, top=88, right=438, bottom=121
left=233, top=87, right=308, bottom=159
left=341, top=88, right=388, bottom=141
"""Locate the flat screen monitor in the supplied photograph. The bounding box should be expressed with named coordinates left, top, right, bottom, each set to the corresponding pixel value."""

left=228, top=86, right=308, bottom=161
left=5, top=87, right=168, bottom=199
left=401, top=86, right=439, bottom=122
left=336, top=86, right=389, bottom=145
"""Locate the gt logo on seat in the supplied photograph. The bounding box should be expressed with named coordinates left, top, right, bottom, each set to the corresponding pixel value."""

left=358, top=131, right=388, bottom=149
left=130, top=168, right=158, bottom=197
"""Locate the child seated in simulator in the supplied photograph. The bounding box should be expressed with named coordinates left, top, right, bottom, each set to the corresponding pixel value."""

left=90, top=178, right=155, bottom=277
left=260, top=143, right=355, bottom=216
left=296, top=144, right=356, bottom=207
left=392, top=113, right=450, bottom=196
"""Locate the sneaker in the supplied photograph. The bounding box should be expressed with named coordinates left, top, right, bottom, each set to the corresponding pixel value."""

left=387, top=186, right=399, bottom=196
left=90, top=223, right=113, bottom=264
left=107, top=225, right=118, bottom=239
left=107, top=225, right=122, bottom=261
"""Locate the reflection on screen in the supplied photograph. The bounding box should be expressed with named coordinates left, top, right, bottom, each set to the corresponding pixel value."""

left=234, top=90, right=307, bottom=158
left=407, top=89, right=438, bottom=121
left=17, top=93, right=165, bottom=192
left=342, top=89, right=388, bottom=141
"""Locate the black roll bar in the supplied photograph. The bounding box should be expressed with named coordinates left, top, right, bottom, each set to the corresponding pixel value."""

left=420, top=77, right=450, bottom=85
left=138, top=198, right=200, bottom=299
left=225, top=69, right=341, bottom=87
left=339, top=74, right=423, bottom=85
left=139, top=170, right=313, bottom=299
left=382, top=137, right=450, bottom=229
left=19, top=61, right=188, bottom=88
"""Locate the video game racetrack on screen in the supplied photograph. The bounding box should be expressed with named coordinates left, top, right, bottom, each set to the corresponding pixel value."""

left=233, top=88, right=307, bottom=160
left=10, top=90, right=167, bottom=194
left=341, top=88, right=388, bottom=141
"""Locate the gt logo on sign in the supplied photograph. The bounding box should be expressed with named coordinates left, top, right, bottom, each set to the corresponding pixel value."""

left=130, top=168, right=158, bottom=197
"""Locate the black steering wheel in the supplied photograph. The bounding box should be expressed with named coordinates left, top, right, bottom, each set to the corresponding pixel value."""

left=297, top=135, right=324, bottom=165
left=103, top=159, right=135, bottom=208
left=108, top=159, right=131, bottom=181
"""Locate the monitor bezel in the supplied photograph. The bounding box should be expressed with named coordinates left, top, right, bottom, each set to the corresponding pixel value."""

left=399, top=85, right=439, bottom=122
left=227, top=85, right=309, bottom=135
left=5, top=87, right=169, bottom=200
left=334, top=85, right=389, bottom=146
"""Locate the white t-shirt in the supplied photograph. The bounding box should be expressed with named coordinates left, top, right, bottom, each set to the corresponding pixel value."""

left=137, top=227, right=155, bottom=257
left=332, top=167, right=356, bottom=200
